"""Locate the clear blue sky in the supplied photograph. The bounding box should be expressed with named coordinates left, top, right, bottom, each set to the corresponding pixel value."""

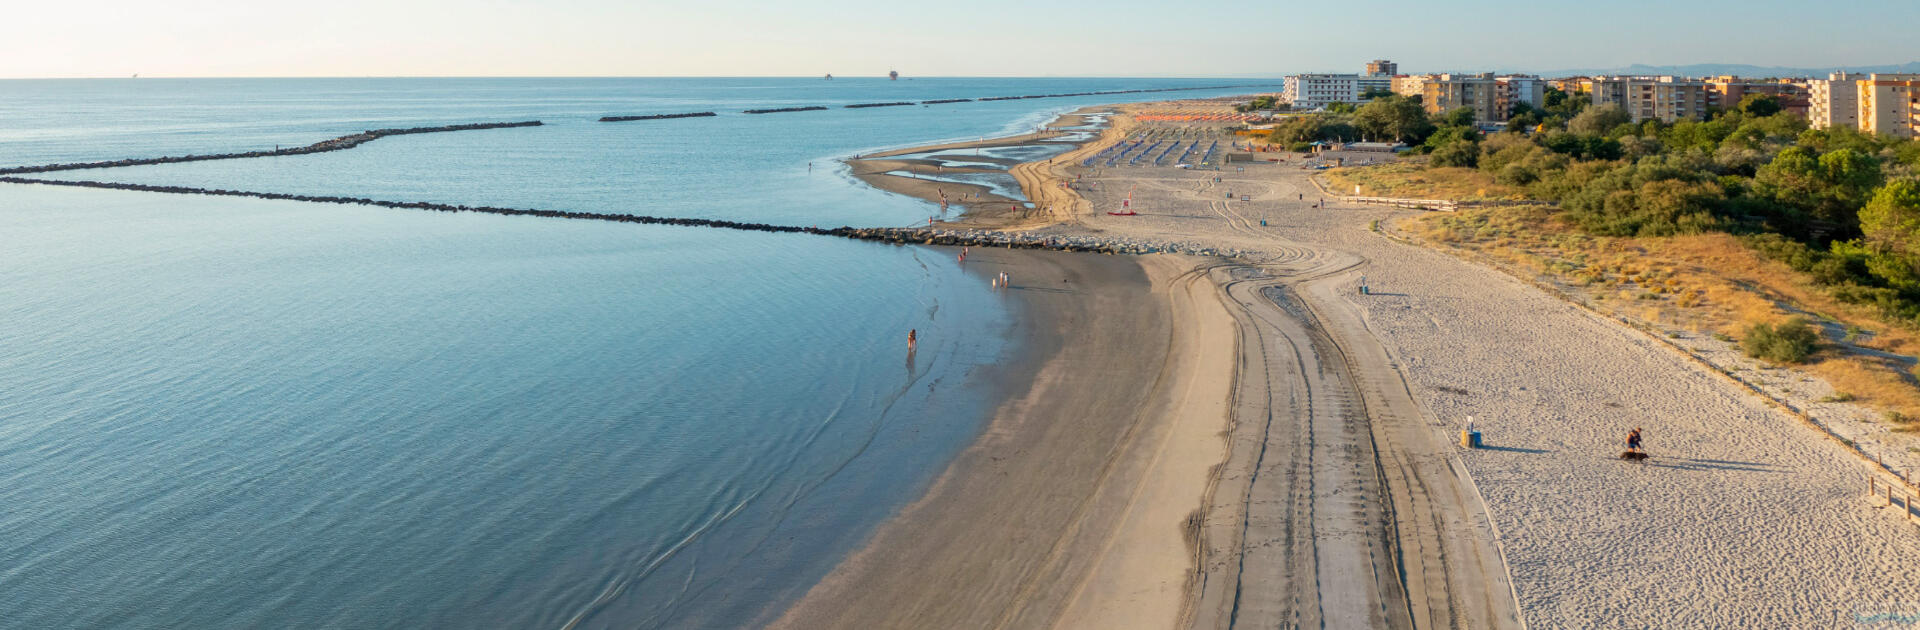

left=5, top=0, right=1915, bottom=78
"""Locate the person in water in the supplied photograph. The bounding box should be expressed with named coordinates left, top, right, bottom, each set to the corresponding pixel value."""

left=908, top=329, right=917, bottom=351
left=1626, top=427, right=1643, bottom=453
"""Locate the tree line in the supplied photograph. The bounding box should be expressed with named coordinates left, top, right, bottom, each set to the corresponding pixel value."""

left=1368, top=89, right=1920, bottom=327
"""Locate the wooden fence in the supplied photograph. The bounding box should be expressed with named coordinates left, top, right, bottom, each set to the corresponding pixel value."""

left=1867, top=471, right=1920, bottom=523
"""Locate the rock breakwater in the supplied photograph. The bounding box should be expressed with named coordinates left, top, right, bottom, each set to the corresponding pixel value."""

left=0, top=121, right=543, bottom=175
left=599, top=112, right=717, bottom=122
left=743, top=106, right=830, bottom=114
left=0, top=177, right=1242, bottom=257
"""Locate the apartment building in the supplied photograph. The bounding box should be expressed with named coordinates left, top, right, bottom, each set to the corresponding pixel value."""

left=1549, top=77, right=1595, bottom=94
left=1420, top=74, right=1545, bottom=123
left=1859, top=73, right=1920, bottom=139
left=1703, top=76, right=1810, bottom=115
left=1391, top=74, right=1429, bottom=98
left=1365, top=59, right=1398, bottom=77
left=1808, top=72, right=1866, bottom=129
left=1591, top=76, right=1711, bottom=122
left=1423, top=74, right=1497, bottom=121
left=1495, top=75, right=1547, bottom=119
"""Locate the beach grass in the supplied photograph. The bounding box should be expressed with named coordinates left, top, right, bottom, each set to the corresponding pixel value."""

left=1414, top=204, right=1920, bottom=421
left=1326, top=162, right=1526, bottom=201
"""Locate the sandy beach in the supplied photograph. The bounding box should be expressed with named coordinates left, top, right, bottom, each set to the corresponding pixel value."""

left=846, top=108, right=1134, bottom=229
left=1042, top=104, right=1920, bottom=627
left=796, top=96, right=1920, bottom=629
left=770, top=247, right=1237, bottom=629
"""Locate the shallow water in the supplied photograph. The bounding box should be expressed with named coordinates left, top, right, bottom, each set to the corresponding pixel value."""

left=0, top=77, right=1260, bottom=629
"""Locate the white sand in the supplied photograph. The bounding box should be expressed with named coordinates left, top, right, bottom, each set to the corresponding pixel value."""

left=1053, top=151, right=1920, bottom=628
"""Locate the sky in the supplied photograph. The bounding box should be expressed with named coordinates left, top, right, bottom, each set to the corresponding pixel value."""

left=4, top=0, right=1916, bottom=78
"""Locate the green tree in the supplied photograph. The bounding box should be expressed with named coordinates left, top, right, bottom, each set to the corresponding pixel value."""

left=1326, top=101, right=1357, bottom=114
left=1737, top=93, right=1783, bottom=118
left=1755, top=147, right=1883, bottom=226
left=1422, top=125, right=1481, bottom=153
left=1267, top=114, right=1359, bottom=144
left=1860, top=179, right=1920, bottom=257
left=1440, top=106, right=1477, bottom=128
left=1507, top=111, right=1541, bottom=132
left=1742, top=318, right=1819, bottom=364
left=1352, top=95, right=1435, bottom=143
left=1543, top=86, right=1591, bottom=117
left=1544, top=87, right=1568, bottom=109
left=1429, top=140, right=1478, bottom=167
left=1568, top=103, right=1630, bottom=136
left=1360, top=87, right=1394, bottom=100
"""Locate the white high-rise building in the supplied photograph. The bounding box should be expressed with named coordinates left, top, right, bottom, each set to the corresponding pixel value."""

left=1282, top=74, right=1391, bottom=110
left=1808, top=72, right=1866, bottom=129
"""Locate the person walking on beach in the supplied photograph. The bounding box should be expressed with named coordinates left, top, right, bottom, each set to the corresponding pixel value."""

left=1626, top=427, right=1643, bottom=454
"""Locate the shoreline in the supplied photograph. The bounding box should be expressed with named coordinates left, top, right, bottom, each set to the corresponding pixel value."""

left=769, top=248, right=1237, bottom=629
left=776, top=100, right=1242, bottom=629
left=845, top=106, right=1139, bottom=230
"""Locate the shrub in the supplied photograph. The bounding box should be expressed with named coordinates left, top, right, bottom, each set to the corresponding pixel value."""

left=1742, top=317, right=1820, bottom=364
left=1430, top=141, right=1479, bottom=168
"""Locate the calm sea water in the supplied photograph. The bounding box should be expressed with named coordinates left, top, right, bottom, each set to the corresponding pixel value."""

left=0, top=77, right=1259, bottom=629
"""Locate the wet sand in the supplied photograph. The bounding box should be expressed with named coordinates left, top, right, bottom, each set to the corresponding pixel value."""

left=769, top=248, right=1238, bottom=630
left=846, top=108, right=1126, bottom=229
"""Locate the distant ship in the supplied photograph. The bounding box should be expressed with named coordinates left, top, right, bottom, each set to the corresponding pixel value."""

left=825, top=73, right=833, bottom=80
left=889, top=70, right=899, bottom=81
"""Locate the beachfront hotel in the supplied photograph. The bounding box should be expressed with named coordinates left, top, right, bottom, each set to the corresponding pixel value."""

left=1281, top=60, right=1396, bottom=109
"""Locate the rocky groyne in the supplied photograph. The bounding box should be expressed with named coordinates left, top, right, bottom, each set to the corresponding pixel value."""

left=599, top=112, right=716, bottom=122
left=0, top=176, right=1242, bottom=257
left=973, top=85, right=1267, bottom=102
left=0, top=121, right=543, bottom=175
left=743, top=106, right=830, bottom=115
left=736, top=85, right=1271, bottom=117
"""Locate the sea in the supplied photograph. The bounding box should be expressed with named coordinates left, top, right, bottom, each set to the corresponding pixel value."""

left=0, top=77, right=1263, bottom=629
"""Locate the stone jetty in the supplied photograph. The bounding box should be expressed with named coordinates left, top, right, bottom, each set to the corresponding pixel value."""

left=0, top=121, right=543, bottom=175
left=743, top=106, right=830, bottom=114
left=730, top=85, right=1271, bottom=118
left=0, top=176, right=1243, bottom=258
left=599, top=112, right=717, bottom=122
